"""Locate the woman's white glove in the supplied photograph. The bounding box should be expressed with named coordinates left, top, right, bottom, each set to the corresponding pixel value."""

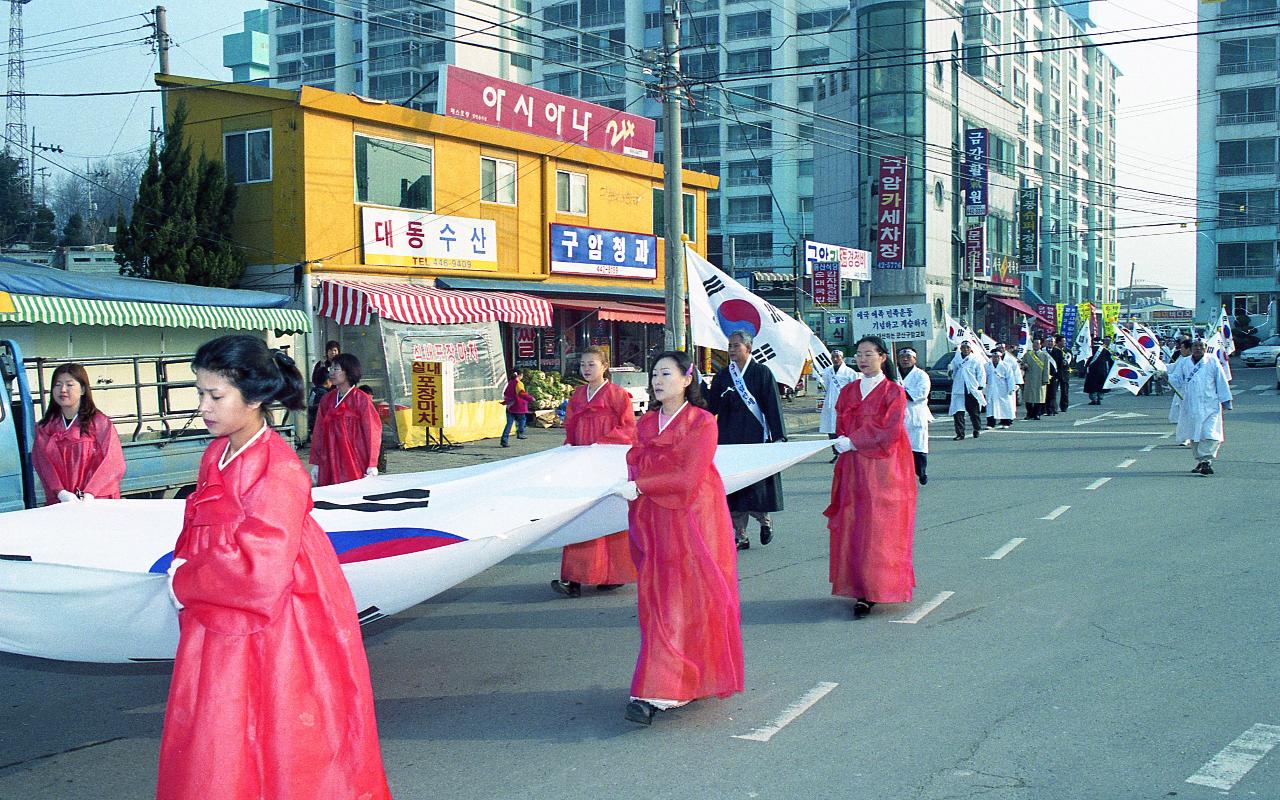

left=832, top=436, right=854, bottom=453
left=365, top=467, right=379, bottom=477
left=56, top=489, right=78, bottom=503
left=310, top=465, right=320, bottom=485
left=166, top=558, right=188, bottom=611
left=81, top=493, right=95, bottom=502
left=612, top=481, right=639, bottom=501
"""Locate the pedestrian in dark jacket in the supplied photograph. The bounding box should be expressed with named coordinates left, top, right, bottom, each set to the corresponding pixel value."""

left=500, top=369, right=534, bottom=447
left=1083, top=339, right=1114, bottom=404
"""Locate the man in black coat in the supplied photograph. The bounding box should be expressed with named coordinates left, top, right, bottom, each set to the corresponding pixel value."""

left=1083, top=338, right=1114, bottom=404
left=706, top=330, right=787, bottom=551
left=1047, top=334, right=1071, bottom=414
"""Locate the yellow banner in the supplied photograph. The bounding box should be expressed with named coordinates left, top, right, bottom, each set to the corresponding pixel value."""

left=1055, top=303, right=1065, bottom=333
left=411, top=361, right=447, bottom=428
left=1101, top=303, right=1121, bottom=338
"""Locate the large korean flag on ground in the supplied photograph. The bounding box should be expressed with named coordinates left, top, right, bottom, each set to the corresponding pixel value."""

left=686, top=245, right=821, bottom=386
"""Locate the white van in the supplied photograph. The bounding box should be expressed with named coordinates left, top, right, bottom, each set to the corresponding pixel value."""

left=610, top=367, right=650, bottom=415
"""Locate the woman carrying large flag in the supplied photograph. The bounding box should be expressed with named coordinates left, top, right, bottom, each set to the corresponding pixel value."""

left=552, top=346, right=639, bottom=597
left=826, top=336, right=917, bottom=620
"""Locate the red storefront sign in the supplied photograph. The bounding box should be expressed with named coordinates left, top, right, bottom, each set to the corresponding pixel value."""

left=875, top=156, right=908, bottom=269
left=442, top=65, right=656, bottom=160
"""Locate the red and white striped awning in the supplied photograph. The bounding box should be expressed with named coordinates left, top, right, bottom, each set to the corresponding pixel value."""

left=317, top=280, right=552, bottom=328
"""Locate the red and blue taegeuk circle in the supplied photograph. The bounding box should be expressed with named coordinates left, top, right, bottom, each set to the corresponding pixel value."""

left=717, top=299, right=762, bottom=339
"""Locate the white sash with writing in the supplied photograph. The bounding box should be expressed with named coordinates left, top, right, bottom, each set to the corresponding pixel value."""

left=729, top=361, right=770, bottom=442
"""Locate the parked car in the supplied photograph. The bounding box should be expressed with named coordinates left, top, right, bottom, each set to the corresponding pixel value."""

left=609, top=366, right=650, bottom=415
left=1239, top=334, right=1280, bottom=367
left=926, top=352, right=955, bottom=410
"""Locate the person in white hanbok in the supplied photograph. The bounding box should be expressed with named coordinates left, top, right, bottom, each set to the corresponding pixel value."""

left=1175, top=340, right=1233, bottom=475
left=947, top=341, right=986, bottom=440
left=895, top=348, right=932, bottom=484
left=985, top=346, right=1018, bottom=427
left=817, top=348, right=858, bottom=462
left=1003, top=347, right=1023, bottom=421
left=1166, top=338, right=1193, bottom=445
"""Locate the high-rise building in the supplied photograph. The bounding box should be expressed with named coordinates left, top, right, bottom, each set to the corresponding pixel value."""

left=223, top=0, right=535, bottom=109
left=528, top=0, right=850, bottom=279
left=813, top=0, right=1119, bottom=355
left=1195, top=0, right=1280, bottom=322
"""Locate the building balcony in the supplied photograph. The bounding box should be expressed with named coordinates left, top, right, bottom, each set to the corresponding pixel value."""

left=580, top=11, right=625, bottom=28
left=1218, top=215, right=1279, bottom=228
left=1217, top=60, right=1277, bottom=76
left=1215, top=264, right=1277, bottom=279
left=726, top=212, right=772, bottom=224
left=1217, top=162, right=1278, bottom=177
left=1218, top=111, right=1278, bottom=125
left=1217, top=9, right=1277, bottom=25
left=728, top=175, right=771, bottom=186
left=303, top=38, right=335, bottom=54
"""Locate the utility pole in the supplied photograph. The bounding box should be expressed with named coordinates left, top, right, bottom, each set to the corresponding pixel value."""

left=660, top=1, right=685, bottom=352
left=27, top=125, right=61, bottom=244
left=154, top=6, right=170, bottom=74
left=1125, top=260, right=1135, bottom=320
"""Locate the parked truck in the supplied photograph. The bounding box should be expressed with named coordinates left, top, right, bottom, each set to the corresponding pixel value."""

left=1, top=340, right=296, bottom=512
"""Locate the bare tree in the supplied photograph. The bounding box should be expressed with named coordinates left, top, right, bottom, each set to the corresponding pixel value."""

left=48, top=151, right=148, bottom=245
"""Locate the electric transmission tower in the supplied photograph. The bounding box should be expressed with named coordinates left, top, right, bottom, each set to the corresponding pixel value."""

left=6, top=0, right=32, bottom=166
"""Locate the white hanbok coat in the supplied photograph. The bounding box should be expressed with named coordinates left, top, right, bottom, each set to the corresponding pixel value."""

left=985, top=358, right=1018, bottom=421
left=897, top=365, right=933, bottom=452
left=817, top=363, right=858, bottom=434
left=1004, top=353, right=1023, bottom=419
left=947, top=354, right=987, bottom=415
left=1166, top=355, right=1189, bottom=424
left=1175, top=356, right=1232, bottom=443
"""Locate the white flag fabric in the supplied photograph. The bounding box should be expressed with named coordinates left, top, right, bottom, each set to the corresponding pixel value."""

left=0, top=441, right=829, bottom=663
left=808, top=333, right=834, bottom=376
left=1215, top=306, right=1235, bottom=355
left=686, top=245, right=817, bottom=386
left=1102, top=359, right=1153, bottom=395
left=1016, top=319, right=1031, bottom=358
left=1205, top=332, right=1234, bottom=383
left=1115, top=325, right=1167, bottom=373
left=1072, top=318, right=1093, bottom=363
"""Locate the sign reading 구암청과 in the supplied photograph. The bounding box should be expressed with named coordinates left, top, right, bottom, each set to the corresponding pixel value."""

left=362, top=208, right=498, bottom=270
left=411, top=360, right=455, bottom=429
left=549, top=223, right=657, bottom=280
left=441, top=65, right=656, bottom=160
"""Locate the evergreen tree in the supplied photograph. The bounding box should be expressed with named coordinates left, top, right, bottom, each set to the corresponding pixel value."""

left=32, top=206, right=57, bottom=247
left=61, top=212, right=90, bottom=247
left=116, top=101, right=244, bottom=286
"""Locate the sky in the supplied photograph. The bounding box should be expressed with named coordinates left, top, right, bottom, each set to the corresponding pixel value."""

left=14, top=0, right=1200, bottom=306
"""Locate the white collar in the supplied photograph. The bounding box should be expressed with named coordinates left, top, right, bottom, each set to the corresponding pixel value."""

left=334, top=387, right=352, bottom=406
left=62, top=413, right=79, bottom=431
left=585, top=381, right=607, bottom=403
left=858, top=373, right=886, bottom=395
left=218, top=422, right=270, bottom=471
left=657, top=401, right=688, bottom=434
left=729, top=359, right=750, bottom=376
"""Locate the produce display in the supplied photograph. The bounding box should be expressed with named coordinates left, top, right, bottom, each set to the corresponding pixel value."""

left=522, top=369, right=576, bottom=410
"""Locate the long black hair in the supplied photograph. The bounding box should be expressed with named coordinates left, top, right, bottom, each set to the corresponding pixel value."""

left=192, top=335, right=306, bottom=412
left=854, top=335, right=899, bottom=381
left=647, top=350, right=707, bottom=411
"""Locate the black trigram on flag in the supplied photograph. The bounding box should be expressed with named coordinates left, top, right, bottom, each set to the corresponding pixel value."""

left=357, top=606, right=386, bottom=626
left=813, top=350, right=832, bottom=371
left=314, top=488, right=430, bottom=513
left=763, top=302, right=785, bottom=323
left=752, top=344, right=778, bottom=364
left=702, top=275, right=726, bottom=296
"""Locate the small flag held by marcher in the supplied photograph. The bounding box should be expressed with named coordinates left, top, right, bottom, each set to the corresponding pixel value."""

left=1102, top=359, right=1152, bottom=395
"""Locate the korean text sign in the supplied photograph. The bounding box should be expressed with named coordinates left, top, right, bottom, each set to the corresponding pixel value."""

left=442, top=65, right=656, bottom=160
left=804, top=239, right=870, bottom=282
left=1018, top=187, right=1039, bottom=269
left=411, top=360, right=455, bottom=429
left=549, top=223, right=657, bottom=280
left=875, top=157, right=908, bottom=269
left=963, top=128, right=988, bottom=217
left=965, top=224, right=985, bottom=279
left=362, top=208, right=497, bottom=270
left=851, top=303, right=932, bottom=341
left=810, top=263, right=842, bottom=305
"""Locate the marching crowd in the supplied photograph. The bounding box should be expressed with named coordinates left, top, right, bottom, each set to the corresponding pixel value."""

left=23, top=314, right=1239, bottom=797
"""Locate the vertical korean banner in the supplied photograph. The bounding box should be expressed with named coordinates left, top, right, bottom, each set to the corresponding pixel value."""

left=811, top=262, right=842, bottom=305
left=965, top=225, right=985, bottom=280
left=875, top=157, right=908, bottom=269
left=1078, top=303, right=1096, bottom=337
left=411, top=361, right=455, bottom=428
left=1035, top=303, right=1058, bottom=333
left=1101, top=302, right=1121, bottom=338
left=1059, top=304, right=1079, bottom=344
left=963, top=128, right=989, bottom=217
left=1018, top=187, right=1040, bottom=270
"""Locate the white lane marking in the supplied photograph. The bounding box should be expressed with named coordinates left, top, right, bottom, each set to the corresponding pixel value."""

left=984, top=538, right=1027, bottom=560
left=1041, top=505, right=1071, bottom=521
left=1162, top=431, right=1175, bottom=439
left=1074, top=411, right=1148, bottom=427
left=993, top=429, right=1165, bottom=436
left=732, top=682, right=839, bottom=742
left=1186, top=723, right=1280, bottom=791
left=1251, top=384, right=1270, bottom=392
left=1140, top=444, right=1157, bottom=452
left=1084, top=477, right=1111, bottom=490
left=1116, top=458, right=1136, bottom=468
left=893, top=591, right=955, bottom=624
left=122, top=702, right=167, bottom=715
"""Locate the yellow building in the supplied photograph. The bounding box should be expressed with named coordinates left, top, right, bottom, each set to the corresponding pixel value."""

left=159, top=74, right=716, bottom=445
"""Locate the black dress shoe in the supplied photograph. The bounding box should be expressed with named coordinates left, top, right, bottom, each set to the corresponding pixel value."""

left=1202, top=463, right=1214, bottom=475
left=759, top=525, right=773, bottom=545
left=953, top=434, right=964, bottom=441
left=852, top=599, right=876, bottom=619
left=972, top=430, right=980, bottom=438
left=736, top=535, right=750, bottom=551
left=500, top=441, right=510, bottom=447
left=550, top=580, right=581, bottom=597
left=596, top=583, right=624, bottom=591
left=625, top=699, right=657, bottom=725
left=1191, top=462, right=1205, bottom=474
left=919, top=473, right=928, bottom=485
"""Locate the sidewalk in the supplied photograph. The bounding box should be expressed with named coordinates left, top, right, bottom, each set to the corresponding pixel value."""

left=352, top=399, right=825, bottom=475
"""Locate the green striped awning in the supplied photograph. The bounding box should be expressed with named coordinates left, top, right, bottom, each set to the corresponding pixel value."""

left=0, top=292, right=310, bottom=333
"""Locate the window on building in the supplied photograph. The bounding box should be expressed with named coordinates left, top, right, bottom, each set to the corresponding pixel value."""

left=796, top=8, right=842, bottom=30
left=556, top=170, right=587, bottom=214
left=798, top=47, right=830, bottom=67
left=728, top=232, right=773, bottom=259
left=278, top=60, right=301, bottom=82
left=1220, top=37, right=1277, bottom=71
left=798, top=159, right=814, bottom=177
left=543, top=36, right=578, bottom=63
left=727, top=159, right=771, bottom=184
left=727, top=47, right=771, bottom=74
left=1219, top=137, right=1277, bottom=167
left=223, top=129, right=272, bottom=184
left=302, top=24, right=334, bottom=53
left=727, top=84, right=771, bottom=111
left=798, top=85, right=814, bottom=102
left=581, top=27, right=626, bottom=60
left=681, top=15, right=720, bottom=45
left=581, top=63, right=625, bottom=97
left=1219, top=190, right=1277, bottom=226
left=1220, top=87, right=1278, bottom=123
left=683, top=125, right=720, bottom=158
left=355, top=134, right=433, bottom=210
left=652, top=190, right=697, bottom=240
left=580, top=0, right=625, bottom=28
left=480, top=156, right=517, bottom=204
left=798, top=196, right=813, bottom=214
left=727, top=121, right=771, bottom=149
left=277, top=32, right=301, bottom=55
left=726, top=11, right=770, bottom=39
left=681, top=51, right=720, bottom=79
left=727, top=195, right=772, bottom=223
left=543, top=72, right=579, bottom=95
left=277, top=5, right=301, bottom=26
left=1217, top=241, right=1277, bottom=269
left=510, top=52, right=533, bottom=70
left=542, top=1, right=578, bottom=27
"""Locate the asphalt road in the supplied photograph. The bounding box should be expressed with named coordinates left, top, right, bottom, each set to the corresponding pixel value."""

left=2, top=369, right=1277, bottom=799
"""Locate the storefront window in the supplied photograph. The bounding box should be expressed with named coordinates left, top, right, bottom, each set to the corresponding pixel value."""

left=355, top=134, right=434, bottom=211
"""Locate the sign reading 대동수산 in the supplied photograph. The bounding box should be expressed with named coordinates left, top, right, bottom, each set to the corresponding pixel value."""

left=851, top=303, right=932, bottom=342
